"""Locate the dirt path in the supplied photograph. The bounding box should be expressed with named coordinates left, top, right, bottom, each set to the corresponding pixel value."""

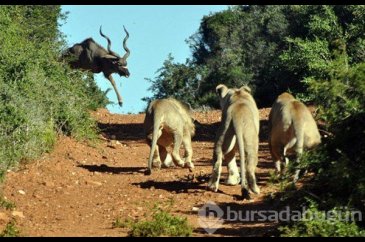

left=0, top=108, right=282, bottom=237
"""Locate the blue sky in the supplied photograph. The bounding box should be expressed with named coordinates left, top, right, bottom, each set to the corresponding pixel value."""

left=60, top=5, right=229, bottom=114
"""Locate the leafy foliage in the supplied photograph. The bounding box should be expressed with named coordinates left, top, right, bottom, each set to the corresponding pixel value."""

left=271, top=7, right=365, bottom=236
left=0, top=6, right=108, bottom=173
left=0, top=220, right=20, bottom=237
left=292, top=64, right=365, bottom=208
left=142, top=54, right=203, bottom=108
left=279, top=200, right=365, bottom=237
left=0, top=197, right=15, bottom=210
left=115, top=200, right=193, bottom=237
left=144, top=5, right=365, bottom=109
left=128, top=206, right=192, bottom=237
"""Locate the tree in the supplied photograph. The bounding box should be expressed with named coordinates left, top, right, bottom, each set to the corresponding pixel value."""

left=143, top=54, right=203, bottom=108
left=145, top=5, right=365, bottom=109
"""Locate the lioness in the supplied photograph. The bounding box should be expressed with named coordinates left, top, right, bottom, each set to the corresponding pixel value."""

left=268, top=92, right=321, bottom=182
left=208, top=84, right=260, bottom=200
left=144, top=98, right=195, bottom=175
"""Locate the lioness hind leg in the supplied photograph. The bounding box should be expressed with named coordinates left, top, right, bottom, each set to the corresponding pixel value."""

left=208, top=129, right=235, bottom=192
left=283, top=137, right=297, bottom=175
left=182, top=133, right=194, bottom=171
left=221, top=130, right=239, bottom=185
left=158, top=145, right=174, bottom=168
left=163, top=153, right=174, bottom=168
left=151, top=145, right=162, bottom=169
left=207, top=155, right=223, bottom=192
left=225, top=151, right=240, bottom=185
left=171, top=132, right=185, bottom=167
left=246, top=154, right=260, bottom=194
left=293, top=146, right=303, bottom=183
left=270, top=144, right=282, bottom=175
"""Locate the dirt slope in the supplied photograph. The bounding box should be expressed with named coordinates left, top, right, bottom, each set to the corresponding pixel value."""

left=0, top=108, right=282, bottom=237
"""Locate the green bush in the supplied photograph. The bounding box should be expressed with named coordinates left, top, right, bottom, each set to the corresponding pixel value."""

left=0, top=6, right=108, bottom=174
left=112, top=217, right=132, bottom=229
left=144, top=6, right=365, bottom=109
left=129, top=209, right=192, bottom=237
left=0, top=220, right=20, bottom=237
left=111, top=199, right=192, bottom=237
left=276, top=53, right=365, bottom=237
left=0, top=197, right=15, bottom=210
left=279, top=200, right=365, bottom=237
left=291, top=64, right=365, bottom=207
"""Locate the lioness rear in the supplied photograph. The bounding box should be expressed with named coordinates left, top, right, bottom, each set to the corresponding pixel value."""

left=268, top=92, right=321, bottom=182
left=143, top=98, right=195, bottom=175
left=208, top=84, right=260, bottom=200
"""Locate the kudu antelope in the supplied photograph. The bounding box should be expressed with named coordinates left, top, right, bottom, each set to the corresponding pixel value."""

left=63, top=26, right=130, bottom=106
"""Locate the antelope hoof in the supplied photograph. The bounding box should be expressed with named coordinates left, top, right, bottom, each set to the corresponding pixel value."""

left=144, top=169, right=152, bottom=176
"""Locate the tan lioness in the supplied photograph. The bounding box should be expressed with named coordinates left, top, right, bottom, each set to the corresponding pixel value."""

left=208, top=84, right=260, bottom=200
left=268, top=92, right=321, bottom=182
left=144, top=98, right=195, bottom=175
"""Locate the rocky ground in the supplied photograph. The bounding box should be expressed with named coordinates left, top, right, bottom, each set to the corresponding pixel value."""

left=0, top=107, right=288, bottom=237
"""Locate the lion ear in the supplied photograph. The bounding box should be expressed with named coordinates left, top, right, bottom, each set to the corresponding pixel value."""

left=216, top=84, right=228, bottom=98
left=240, top=85, right=251, bottom=93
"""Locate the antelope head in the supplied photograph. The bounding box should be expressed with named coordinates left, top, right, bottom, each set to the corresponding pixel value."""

left=99, top=25, right=130, bottom=77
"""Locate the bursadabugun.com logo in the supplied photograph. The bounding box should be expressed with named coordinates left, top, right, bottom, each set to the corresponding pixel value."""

left=198, top=201, right=362, bottom=234
left=198, top=201, right=224, bottom=234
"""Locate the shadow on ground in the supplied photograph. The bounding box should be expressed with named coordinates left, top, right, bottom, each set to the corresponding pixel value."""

left=78, top=164, right=145, bottom=174
left=259, top=119, right=270, bottom=142
left=132, top=179, right=207, bottom=194
left=98, top=122, right=145, bottom=141
left=97, top=121, right=221, bottom=142
left=96, top=117, right=270, bottom=144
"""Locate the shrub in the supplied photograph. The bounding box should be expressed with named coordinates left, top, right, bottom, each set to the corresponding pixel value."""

left=128, top=207, right=193, bottom=237
left=0, top=6, right=108, bottom=174
left=0, top=197, right=15, bottom=210
left=275, top=57, right=365, bottom=237
left=117, top=200, right=193, bottom=237
left=279, top=200, right=365, bottom=237
left=0, top=220, right=20, bottom=237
